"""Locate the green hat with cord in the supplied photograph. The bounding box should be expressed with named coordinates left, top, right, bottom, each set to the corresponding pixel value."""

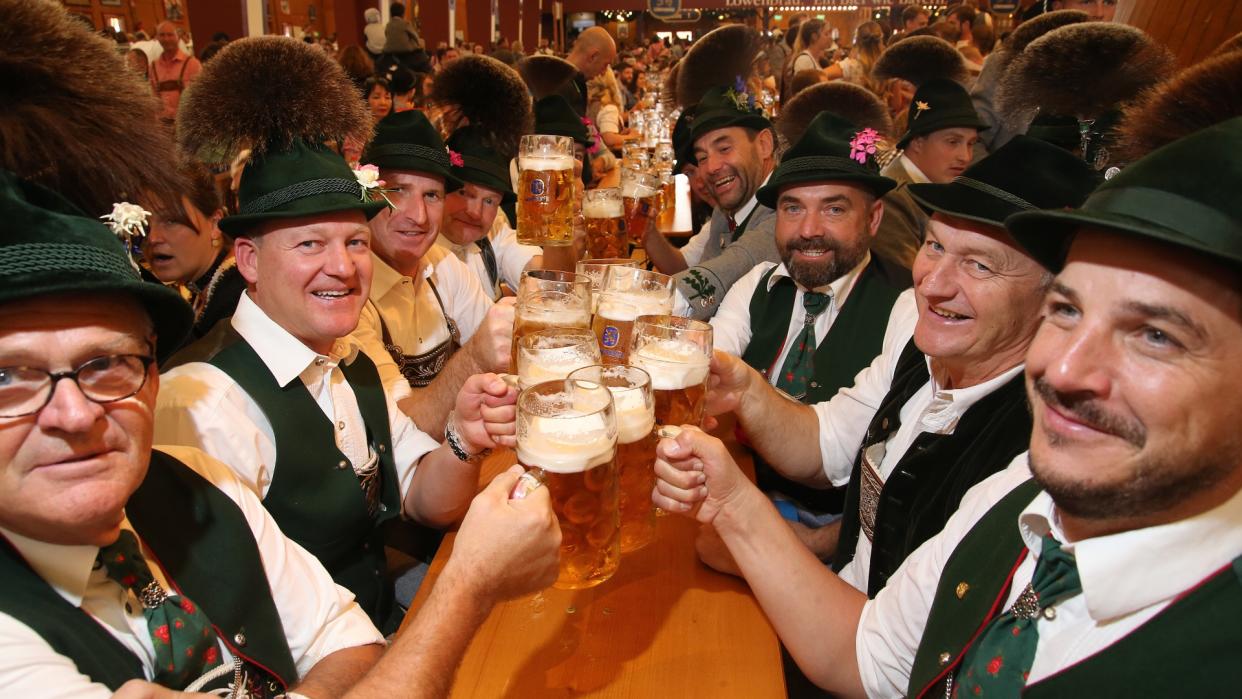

left=688, top=82, right=772, bottom=147
left=0, top=170, right=192, bottom=361
left=446, top=125, right=518, bottom=226
left=756, top=111, right=896, bottom=208
left=219, top=140, right=388, bottom=236
left=1006, top=117, right=1242, bottom=272
left=362, top=110, right=464, bottom=191
left=897, top=78, right=987, bottom=150
left=907, top=134, right=1099, bottom=231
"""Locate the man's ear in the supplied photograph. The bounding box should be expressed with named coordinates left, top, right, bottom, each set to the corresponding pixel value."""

left=232, top=235, right=261, bottom=286
left=866, top=197, right=885, bottom=239
left=756, top=128, right=776, bottom=160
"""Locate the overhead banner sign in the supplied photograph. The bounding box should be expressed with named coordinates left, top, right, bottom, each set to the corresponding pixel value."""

left=648, top=0, right=681, bottom=16
left=650, top=8, right=702, bottom=21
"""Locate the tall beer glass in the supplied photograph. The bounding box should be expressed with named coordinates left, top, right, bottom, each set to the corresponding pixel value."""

left=621, top=169, right=662, bottom=247
left=510, top=290, right=592, bottom=373
left=569, top=365, right=658, bottom=552
left=582, top=188, right=628, bottom=259
left=629, top=315, right=712, bottom=429
left=576, top=258, right=640, bottom=314
left=517, top=328, right=601, bottom=389
left=592, top=267, right=675, bottom=365
left=517, top=379, right=619, bottom=589
left=518, top=134, right=576, bottom=247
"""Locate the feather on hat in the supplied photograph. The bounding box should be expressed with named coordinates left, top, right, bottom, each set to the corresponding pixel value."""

left=176, top=36, right=372, bottom=166
left=0, top=0, right=181, bottom=216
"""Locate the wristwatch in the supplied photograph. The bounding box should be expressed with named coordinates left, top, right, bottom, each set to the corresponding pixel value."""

left=445, top=410, right=491, bottom=464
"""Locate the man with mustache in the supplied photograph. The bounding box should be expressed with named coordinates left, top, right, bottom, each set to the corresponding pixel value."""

left=699, top=136, right=1096, bottom=593
left=653, top=116, right=1242, bottom=699
left=708, top=112, right=911, bottom=528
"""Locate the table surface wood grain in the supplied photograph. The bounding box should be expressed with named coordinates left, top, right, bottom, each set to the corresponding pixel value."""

left=400, top=420, right=786, bottom=698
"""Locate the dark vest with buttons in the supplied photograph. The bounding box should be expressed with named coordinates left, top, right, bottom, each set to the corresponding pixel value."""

left=0, top=450, right=297, bottom=696
left=908, top=479, right=1242, bottom=698
left=741, top=261, right=905, bottom=513
left=833, top=338, right=1032, bottom=596
left=169, top=321, right=402, bottom=630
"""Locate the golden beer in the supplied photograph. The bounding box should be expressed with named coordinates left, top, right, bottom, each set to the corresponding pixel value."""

left=656, top=178, right=677, bottom=231
left=517, top=134, right=577, bottom=247
left=517, top=328, right=601, bottom=389
left=592, top=294, right=673, bottom=365
left=517, top=380, right=620, bottom=589
left=583, top=189, right=628, bottom=259
left=569, top=365, right=658, bottom=553
left=629, top=315, right=713, bottom=429
left=510, top=291, right=592, bottom=373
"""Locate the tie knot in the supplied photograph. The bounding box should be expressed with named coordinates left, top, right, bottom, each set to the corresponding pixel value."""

left=1031, top=534, right=1082, bottom=604
left=802, top=290, right=832, bottom=317
left=97, top=530, right=155, bottom=595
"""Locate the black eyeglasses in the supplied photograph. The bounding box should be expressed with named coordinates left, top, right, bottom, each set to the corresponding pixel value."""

left=0, top=354, right=154, bottom=418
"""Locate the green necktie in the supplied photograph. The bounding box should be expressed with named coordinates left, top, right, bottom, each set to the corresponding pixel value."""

left=953, top=534, right=1083, bottom=696
left=97, top=530, right=224, bottom=689
left=775, top=289, right=832, bottom=399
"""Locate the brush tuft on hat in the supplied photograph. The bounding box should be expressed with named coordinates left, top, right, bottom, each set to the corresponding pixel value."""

left=675, top=25, right=764, bottom=109
left=777, top=82, right=893, bottom=147
left=517, top=55, right=579, bottom=99
left=872, top=36, right=967, bottom=87
left=1117, top=51, right=1242, bottom=163
left=430, top=55, right=532, bottom=160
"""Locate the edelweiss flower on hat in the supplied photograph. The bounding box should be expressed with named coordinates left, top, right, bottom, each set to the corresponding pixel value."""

left=100, top=202, right=152, bottom=270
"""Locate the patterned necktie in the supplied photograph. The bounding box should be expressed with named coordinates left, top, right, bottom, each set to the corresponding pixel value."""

left=476, top=236, right=499, bottom=293
left=97, top=530, right=224, bottom=689
left=953, top=534, right=1083, bottom=696
left=775, top=289, right=832, bottom=399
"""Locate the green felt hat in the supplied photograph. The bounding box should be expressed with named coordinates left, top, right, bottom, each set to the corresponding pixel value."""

left=898, top=78, right=988, bottom=149
left=363, top=111, right=464, bottom=191
left=756, top=111, right=896, bottom=208
left=533, top=95, right=590, bottom=145
left=220, top=140, right=388, bottom=236
left=908, top=134, right=1099, bottom=232
left=672, top=109, right=696, bottom=172
left=446, top=125, right=518, bottom=226
left=0, top=171, right=192, bottom=361
left=688, top=82, right=772, bottom=147
left=1006, top=117, right=1242, bottom=272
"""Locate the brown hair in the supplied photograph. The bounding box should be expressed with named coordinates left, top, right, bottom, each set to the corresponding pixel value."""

left=152, top=159, right=224, bottom=230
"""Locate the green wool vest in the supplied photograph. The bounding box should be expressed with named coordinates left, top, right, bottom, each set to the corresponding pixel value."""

left=180, top=321, right=402, bottom=630
left=0, top=450, right=297, bottom=695
left=909, top=480, right=1242, bottom=698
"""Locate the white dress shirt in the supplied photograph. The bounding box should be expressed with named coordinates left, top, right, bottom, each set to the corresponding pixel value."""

left=0, top=445, right=383, bottom=697
left=898, top=154, right=932, bottom=185
left=351, top=247, right=493, bottom=400
left=435, top=218, right=538, bottom=302
left=710, top=255, right=871, bottom=379
left=856, top=452, right=1242, bottom=697
left=154, top=292, right=440, bottom=501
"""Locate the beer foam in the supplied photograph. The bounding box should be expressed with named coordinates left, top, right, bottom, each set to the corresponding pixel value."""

left=598, top=293, right=672, bottom=322
left=622, top=181, right=658, bottom=199
left=519, top=346, right=598, bottom=386
left=610, top=388, right=655, bottom=444
left=518, top=411, right=616, bottom=473
left=631, top=340, right=710, bottom=390
left=519, top=155, right=574, bottom=171
left=583, top=198, right=623, bottom=219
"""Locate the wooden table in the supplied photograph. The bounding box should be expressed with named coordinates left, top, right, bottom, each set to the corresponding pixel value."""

left=401, top=422, right=786, bottom=698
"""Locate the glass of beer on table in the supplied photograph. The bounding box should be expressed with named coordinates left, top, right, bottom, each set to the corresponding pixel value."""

left=517, top=378, right=620, bottom=589
left=593, top=267, right=675, bottom=365
left=576, top=258, right=640, bottom=313
left=569, top=364, right=657, bottom=553
left=517, top=134, right=576, bottom=247
left=629, top=315, right=712, bottom=429
left=621, top=169, right=662, bottom=248
left=517, top=328, right=601, bottom=389
left=582, top=188, right=628, bottom=259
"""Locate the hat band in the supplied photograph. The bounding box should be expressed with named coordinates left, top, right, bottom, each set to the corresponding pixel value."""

left=367, top=143, right=451, bottom=169
left=1085, top=186, right=1241, bottom=253
left=952, top=176, right=1036, bottom=211
left=777, top=155, right=879, bottom=177
left=0, top=242, right=136, bottom=281
left=240, top=177, right=365, bottom=215
left=459, top=154, right=512, bottom=187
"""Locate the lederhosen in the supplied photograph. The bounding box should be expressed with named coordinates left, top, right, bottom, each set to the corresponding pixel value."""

left=908, top=479, right=1242, bottom=698
left=833, top=338, right=1032, bottom=596
left=154, top=56, right=191, bottom=123
left=0, top=450, right=296, bottom=696
left=378, top=278, right=461, bottom=388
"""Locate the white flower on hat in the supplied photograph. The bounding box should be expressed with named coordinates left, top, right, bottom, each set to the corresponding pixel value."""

left=100, top=202, right=151, bottom=271
left=353, top=164, right=394, bottom=208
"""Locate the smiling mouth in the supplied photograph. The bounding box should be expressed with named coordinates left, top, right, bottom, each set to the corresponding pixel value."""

left=312, top=290, right=353, bottom=300
left=929, top=305, right=971, bottom=320
left=713, top=175, right=736, bottom=190
left=794, top=248, right=831, bottom=258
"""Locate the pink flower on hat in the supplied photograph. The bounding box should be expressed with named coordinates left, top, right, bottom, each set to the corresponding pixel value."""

left=849, top=128, right=880, bottom=165
left=447, top=148, right=465, bottom=168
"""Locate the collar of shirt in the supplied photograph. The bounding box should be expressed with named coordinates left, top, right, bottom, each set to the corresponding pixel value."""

left=157, top=49, right=188, bottom=65
left=899, top=154, right=932, bottom=184
left=915, top=360, right=1024, bottom=435
left=231, top=292, right=362, bottom=388
left=763, top=252, right=871, bottom=306
left=722, top=171, right=774, bottom=225
left=369, top=252, right=431, bottom=301
left=0, top=525, right=99, bottom=607
left=1018, top=479, right=1242, bottom=622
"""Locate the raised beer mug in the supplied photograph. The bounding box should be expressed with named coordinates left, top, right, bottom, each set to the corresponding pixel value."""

left=517, top=327, right=602, bottom=389
left=517, top=134, right=576, bottom=247
left=568, top=364, right=658, bottom=553
left=629, top=315, right=712, bottom=429
left=593, top=267, right=675, bottom=365
left=621, top=169, right=662, bottom=248
left=510, top=288, right=592, bottom=374
left=517, top=378, right=620, bottom=589
left=576, top=257, right=640, bottom=314
left=582, top=188, right=628, bottom=260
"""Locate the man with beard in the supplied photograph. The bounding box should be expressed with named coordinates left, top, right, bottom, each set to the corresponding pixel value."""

left=695, top=136, right=1096, bottom=594
left=653, top=116, right=1242, bottom=699
left=709, top=112, right=911, bottom=530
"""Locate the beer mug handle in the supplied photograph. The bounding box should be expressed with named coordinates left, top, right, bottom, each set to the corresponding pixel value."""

left=510, top=469, right=548, bottom=500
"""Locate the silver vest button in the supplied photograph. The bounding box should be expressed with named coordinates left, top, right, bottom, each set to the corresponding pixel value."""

left=234, top=632, right=247, bottom=646
left=938, top=652, right=951, bottom=666
left=337, top=459, right=348, bottom=469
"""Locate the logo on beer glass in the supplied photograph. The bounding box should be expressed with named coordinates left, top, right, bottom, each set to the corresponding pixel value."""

left=602, top=325, right=621, bottom=349
left=529, top=177, right=547, bottom=198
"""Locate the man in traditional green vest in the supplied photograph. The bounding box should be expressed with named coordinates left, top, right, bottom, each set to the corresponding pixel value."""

left=0, top=170, right=561, bottom=696
left=653, top=118, right=1242, bottom=697
left=154, top=135, right=520, bottom=634
left=708, top=111, right=911, bottom=537
left=697, top=135, right=1098, bottom=595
